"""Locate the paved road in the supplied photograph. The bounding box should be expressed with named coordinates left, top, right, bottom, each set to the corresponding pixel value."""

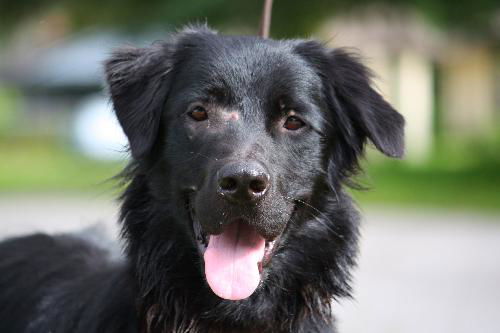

left=336, top=207, right=500, bottom=333
left=1, top=195, right=499, bottom=333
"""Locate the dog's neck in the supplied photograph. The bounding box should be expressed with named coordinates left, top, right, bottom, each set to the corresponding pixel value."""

left=120, top=173, right=358, bottom=333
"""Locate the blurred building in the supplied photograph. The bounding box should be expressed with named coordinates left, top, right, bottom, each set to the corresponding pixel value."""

left=0, top=21, right=162, bottom=159
left=317, top=8, right=499, bottom=161
left=1, top=7, right=499, bottom=161
left=1, top=31, right=121, bottom=138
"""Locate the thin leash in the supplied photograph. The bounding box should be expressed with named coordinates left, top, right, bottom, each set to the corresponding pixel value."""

left=258, top=0, right=274, bottom=38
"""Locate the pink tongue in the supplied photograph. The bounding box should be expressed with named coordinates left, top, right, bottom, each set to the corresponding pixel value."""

left=203, top=222, right=265, bottom=300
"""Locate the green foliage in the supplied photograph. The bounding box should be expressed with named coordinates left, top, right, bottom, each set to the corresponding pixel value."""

left=0, top=0, right=498, bottom=37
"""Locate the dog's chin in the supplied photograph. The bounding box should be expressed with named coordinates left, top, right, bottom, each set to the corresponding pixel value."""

left=187, top=196, right=293, bottom=301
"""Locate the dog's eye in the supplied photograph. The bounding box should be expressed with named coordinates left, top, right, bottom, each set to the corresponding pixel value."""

left=189, top=106, right=208, bottom=121
left=283, top=116, right=305, bottom=131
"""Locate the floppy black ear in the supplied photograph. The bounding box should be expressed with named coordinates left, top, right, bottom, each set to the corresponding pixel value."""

left=104, top=42, right=175, bottom=159
left=295, top=42, right=405, bottom=159
left=327, top=49, right=405, bottom=158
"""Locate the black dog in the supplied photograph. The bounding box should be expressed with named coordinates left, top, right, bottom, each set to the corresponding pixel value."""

left=0, top=26, right=404, bottom=332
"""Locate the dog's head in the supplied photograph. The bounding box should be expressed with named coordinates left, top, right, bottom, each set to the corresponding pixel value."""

left=106, top=26, right=404, bottom=302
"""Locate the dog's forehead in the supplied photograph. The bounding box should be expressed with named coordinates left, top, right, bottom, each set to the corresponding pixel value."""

left=174, top=34, right=320, bottom=97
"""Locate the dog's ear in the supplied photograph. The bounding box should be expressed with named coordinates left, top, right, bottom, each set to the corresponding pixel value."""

left=104, top=43, right=174, bottom=159
left=295, top=42, right=405, bottom=159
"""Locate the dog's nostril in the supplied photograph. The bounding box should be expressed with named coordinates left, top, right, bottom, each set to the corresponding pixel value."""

left=249, top=178, right=268, bottom=194
left=219, top=177, right=237, bottom=192
left=217, top=161, right=270, bottom=203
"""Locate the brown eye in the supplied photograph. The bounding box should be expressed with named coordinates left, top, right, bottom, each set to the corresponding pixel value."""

left=283, top=116, right=305, bottom=131
left=189, top=106, right=208, bottom=121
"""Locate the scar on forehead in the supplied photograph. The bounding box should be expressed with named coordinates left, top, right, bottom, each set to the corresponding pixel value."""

left=222, top=111, right=240, bottom=121
left=279, top=99, right=296, bottom=115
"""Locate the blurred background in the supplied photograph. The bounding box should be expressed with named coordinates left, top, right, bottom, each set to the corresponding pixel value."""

left=0, top=1, right=499, bottom=332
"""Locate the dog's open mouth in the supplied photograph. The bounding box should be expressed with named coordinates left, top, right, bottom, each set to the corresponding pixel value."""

left=188, top=198, right=283, bottom=301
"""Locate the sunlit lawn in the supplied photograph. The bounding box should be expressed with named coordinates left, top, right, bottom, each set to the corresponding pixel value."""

left=0, top=140, right=125, bottom=194
left=1, top=140, right=499, bottom=211
left=353, top=161, right=500, bottom=211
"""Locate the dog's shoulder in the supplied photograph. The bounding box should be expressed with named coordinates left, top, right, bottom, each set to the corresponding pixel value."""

left=0, top=233, right=138, bottom=333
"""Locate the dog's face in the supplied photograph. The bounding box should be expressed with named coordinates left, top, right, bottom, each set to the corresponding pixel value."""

left=106, top=27, right=404, bottom=302
left=163, top=35, right=326, bottom=300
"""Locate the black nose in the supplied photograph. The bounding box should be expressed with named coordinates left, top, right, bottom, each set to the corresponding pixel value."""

left=217, top=161, right=270, bottom=203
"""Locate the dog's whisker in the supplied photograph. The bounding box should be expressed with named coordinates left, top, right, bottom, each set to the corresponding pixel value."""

left=283, top=195, right=343, bottom=238
left=330, top=184, right=340, bottom=203
left=189, top=151, right=219, bottom=162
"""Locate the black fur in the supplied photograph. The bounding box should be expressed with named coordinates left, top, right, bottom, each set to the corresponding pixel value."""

left=0, top=26, right=404, bottom=333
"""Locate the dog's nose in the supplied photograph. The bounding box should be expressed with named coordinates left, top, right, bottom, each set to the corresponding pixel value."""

left=217, top=161, right=270, bottom=203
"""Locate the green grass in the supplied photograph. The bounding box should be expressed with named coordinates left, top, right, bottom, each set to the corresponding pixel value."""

left=0, top=140, right=125, bottom=194
left=353, top=160, right=500, bottom=211
left=352, top=134, right=500, bottom=211
left=1, top=139, right=499, bottom=211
